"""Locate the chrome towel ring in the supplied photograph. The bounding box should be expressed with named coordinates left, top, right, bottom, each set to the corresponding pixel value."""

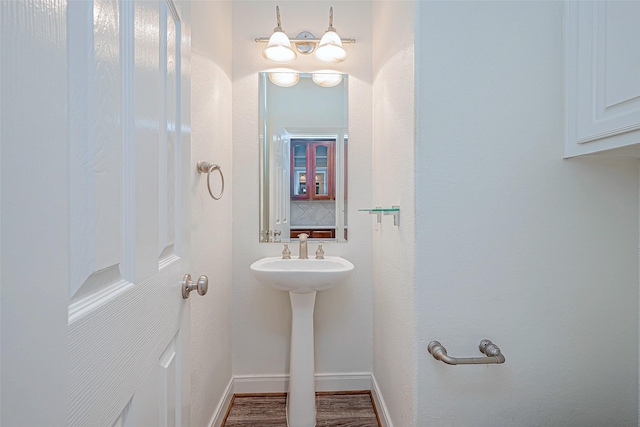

left=197, top=161, right=224, bottom=200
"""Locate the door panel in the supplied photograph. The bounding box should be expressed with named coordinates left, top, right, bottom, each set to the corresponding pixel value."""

left=129, top=333, right=180, bottom=427
left=160, top=6, right=178, bottom=260
left=66, top=0, right=191, bottom=425
left=2, top=0, right=191, bottom=424
left=67, top=0, right=123, bottom=305
left=68, top=0, right=124, bottom=308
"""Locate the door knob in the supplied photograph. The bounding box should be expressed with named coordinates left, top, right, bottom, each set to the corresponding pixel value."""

left=182, top=274, right=209, bottom=299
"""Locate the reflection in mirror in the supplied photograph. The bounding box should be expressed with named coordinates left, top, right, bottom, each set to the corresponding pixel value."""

left=259, top=71, right=348, bottom=243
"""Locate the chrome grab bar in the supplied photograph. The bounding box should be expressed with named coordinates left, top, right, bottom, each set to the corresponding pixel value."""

left=428, top=339, right=505, bottom=365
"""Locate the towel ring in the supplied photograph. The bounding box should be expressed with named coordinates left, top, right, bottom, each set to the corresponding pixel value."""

left=197, top=161, right=224, bottom=200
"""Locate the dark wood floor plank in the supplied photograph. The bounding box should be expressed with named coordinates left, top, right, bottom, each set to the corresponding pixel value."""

left=222, top=391, right=380, bottom=427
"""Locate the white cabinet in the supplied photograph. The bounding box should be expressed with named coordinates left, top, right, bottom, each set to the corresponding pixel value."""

left=565, top=1, right=640, bottom=157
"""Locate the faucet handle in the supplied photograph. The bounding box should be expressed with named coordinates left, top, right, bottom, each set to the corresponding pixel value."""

left=315, top=242, right=325, bottom=259
left=282, top=243, right=291, bottom=259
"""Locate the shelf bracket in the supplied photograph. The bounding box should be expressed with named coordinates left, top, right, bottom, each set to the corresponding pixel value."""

left=359, top=206, right=400, bottom=227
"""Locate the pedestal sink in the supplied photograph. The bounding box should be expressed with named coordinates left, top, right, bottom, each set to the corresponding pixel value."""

left=250, top=256, right=354, bottom=427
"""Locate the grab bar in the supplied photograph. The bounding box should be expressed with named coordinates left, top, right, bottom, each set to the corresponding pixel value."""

left=427, top=339, right=505, bottom=365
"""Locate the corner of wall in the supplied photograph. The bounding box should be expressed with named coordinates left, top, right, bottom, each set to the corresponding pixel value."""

left=371, top=1, right=417, bottom=426
left=190, top=1, right=234, bottom=426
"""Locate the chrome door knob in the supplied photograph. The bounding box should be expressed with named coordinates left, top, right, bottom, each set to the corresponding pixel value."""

left=182, top=274, right=209, bottom=299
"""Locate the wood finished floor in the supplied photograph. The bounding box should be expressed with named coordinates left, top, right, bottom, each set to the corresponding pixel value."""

left=222, top=391, right=381, bottom=427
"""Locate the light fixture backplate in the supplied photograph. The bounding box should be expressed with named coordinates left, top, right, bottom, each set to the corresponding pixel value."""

left=294, top=31, right=316, bottom=54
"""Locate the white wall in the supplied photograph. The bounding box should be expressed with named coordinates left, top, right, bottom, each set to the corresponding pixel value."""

left=415, top=2, right=639, bottom=425
left=371, top=0, right=416, bottom=425
left=231, top=1, right=374, bottom=380
left=191, top=1, right=233, bottom=425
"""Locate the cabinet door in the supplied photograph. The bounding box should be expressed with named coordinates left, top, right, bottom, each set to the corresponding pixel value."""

left=291, top=141, right=311, bottom=200
left=565, top=1, right=640, bottom=157
left=311, top=142, right=335, bottom=200
left=290, top=140, right=335, bottom=200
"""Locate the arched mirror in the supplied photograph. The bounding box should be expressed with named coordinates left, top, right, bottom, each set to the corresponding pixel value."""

left=258, top=71, right=348, bottom=243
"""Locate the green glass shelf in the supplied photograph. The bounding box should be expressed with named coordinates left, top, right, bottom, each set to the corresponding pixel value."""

left=359, top=206, right=400, bottom=226
left=358, top=208, right=400, bottom=213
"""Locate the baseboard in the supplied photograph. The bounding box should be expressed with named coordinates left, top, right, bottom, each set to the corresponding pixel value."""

left=232, top=374, right=288, bottom=394
left=231, top=372, right=373, bottom=394
left=209, top=372, right=392, bottom=426
left=370, top=373, right=393, bottom=427
left=315, top=372, right=373, bottom=392
left=209, top=378, right=234, bottom=427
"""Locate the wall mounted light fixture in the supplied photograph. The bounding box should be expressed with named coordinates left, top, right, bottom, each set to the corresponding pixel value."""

left=256, top=6, right=355, bottom=64
left=314, top=7, right=347, bottom=63
left=261, top=6, right=297, bottom=64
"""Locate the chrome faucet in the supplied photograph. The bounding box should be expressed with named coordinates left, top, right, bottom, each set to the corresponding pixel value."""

left=298, top=233, right=309, bottom=259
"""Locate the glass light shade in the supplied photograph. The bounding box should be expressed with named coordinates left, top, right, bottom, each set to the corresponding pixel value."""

left=312, top=71, right=343, bottom=88
left=314, top=31, right=347, bottom=63
left=263, top=31, right=297, bottom=64
left=268, top=70, right=299, bottom=87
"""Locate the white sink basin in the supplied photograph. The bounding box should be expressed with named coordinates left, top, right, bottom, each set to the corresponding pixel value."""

left=250, top=256, right=354, bottom=293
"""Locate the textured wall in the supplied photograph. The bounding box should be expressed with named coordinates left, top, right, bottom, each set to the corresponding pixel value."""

left=191, top=1, right=233, bottom=426
left=231, top=0, right=374, bottom=379
left=415, top=2, right=639, bottom=425
left=371, top=1, right=416, bottom=425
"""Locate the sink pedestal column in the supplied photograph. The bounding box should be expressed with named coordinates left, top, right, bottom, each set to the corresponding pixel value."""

left=287, top=291, right=317, bottom=427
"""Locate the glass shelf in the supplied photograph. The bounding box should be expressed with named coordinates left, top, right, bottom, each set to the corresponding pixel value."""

left=358, top=208, right=400, bottom=213
left=359, top=206, right=400, bottom=226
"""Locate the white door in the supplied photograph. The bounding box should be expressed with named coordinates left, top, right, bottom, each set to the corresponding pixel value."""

left=1, top=0, right=193, bottom=426
left=269, top=129, right=291, bottom=241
